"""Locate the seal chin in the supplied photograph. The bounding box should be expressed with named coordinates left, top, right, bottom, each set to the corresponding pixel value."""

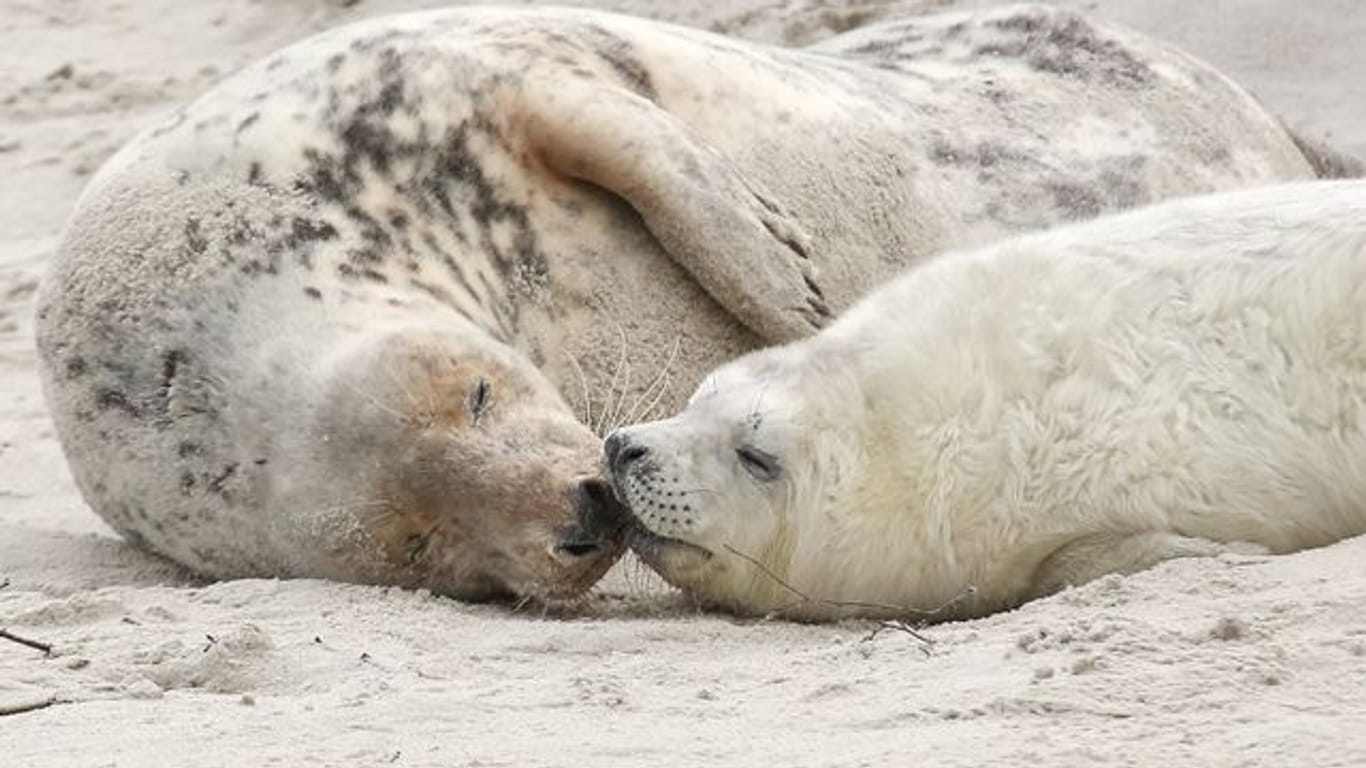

left=628, top=527, right=713, bottom=576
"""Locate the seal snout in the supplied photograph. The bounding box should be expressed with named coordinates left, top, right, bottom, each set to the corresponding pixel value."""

left=552, top=477, right=631, bottom=561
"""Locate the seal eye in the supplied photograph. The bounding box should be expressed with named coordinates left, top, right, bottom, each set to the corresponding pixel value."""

left=736, top=445, right=782, bottom=482
left=469, top=377, right=492, bottom=421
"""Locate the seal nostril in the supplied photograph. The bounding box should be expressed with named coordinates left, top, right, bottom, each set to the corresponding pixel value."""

left=580, top=477, right=613, bottom=507
left=618, top=444, right=648, bottom=469
left=575, top=478, right=631, bottom=540
left=605, top=432, right=649, bottom=473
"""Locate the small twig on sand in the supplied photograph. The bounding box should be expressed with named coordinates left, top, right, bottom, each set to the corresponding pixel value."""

left=0, top=577, right=10, bottom=590
left=721, top=544, right=976, bottom=645
left=0, top=696, right=57, bottom=718
left=863, top=620, right=933, bottom=644
left=0, top=629, right=53, bottom=656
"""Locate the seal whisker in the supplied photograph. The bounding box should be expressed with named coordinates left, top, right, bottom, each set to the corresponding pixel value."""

left=624, top=336, right=681, bottom=426
left=605, top=323, right=636, bottom=435
left=595, top=322, right=631, bottom=436
left=305, top=497, right=393, bottom=521
left=564, top=350, right=595, bottom=427
left=337, top=379, right=408, bottom=424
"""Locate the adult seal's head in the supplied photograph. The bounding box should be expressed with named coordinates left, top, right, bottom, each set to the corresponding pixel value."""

left=296, top=326, right=633, bottom=601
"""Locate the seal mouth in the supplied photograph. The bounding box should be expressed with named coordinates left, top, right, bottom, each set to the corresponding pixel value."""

left=627, top=526, right=713, bottom=566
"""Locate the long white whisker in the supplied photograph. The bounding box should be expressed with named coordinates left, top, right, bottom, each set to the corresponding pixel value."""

left=626, top=336, right=681, bottom=425
left=596, top=323, right=631, bottom=435
left=564, top=350, right=594, bottom=427
left=606, top=356, right=633, bottom=435
left=338, top=379, right=407, bottom=423
left=301, top=497, right=393, bottom=524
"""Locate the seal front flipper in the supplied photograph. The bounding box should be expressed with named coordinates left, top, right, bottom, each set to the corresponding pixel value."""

left=1028, top=531, right=1268, bottom=600
left=505, top=73, right=831, bottom=343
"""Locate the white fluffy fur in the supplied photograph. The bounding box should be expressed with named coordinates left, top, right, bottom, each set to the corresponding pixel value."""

left=611, top=180, right=1366, bottom=621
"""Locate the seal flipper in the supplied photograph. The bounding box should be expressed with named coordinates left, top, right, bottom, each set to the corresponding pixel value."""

left=1028, top=531, right=1268, bottom=600
left=509, top=74, right=831, bottom=343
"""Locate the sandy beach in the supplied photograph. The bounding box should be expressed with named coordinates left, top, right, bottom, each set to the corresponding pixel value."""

left=2, top=1, right=1365, bottom=765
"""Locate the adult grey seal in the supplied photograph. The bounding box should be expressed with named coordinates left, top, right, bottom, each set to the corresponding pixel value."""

left=35, top=4, right=1328, bottom=601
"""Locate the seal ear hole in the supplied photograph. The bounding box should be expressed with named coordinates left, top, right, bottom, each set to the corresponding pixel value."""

left=469, top=377, right=492, bottom=421
left=737, top=445, right=782, bottom=482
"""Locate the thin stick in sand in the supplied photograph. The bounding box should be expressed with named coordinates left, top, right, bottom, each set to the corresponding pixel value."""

left=0, top=629, right=52, bottom=656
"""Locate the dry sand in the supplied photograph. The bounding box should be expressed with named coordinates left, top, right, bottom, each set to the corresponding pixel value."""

left=2, top=1, right=1365, bottom=765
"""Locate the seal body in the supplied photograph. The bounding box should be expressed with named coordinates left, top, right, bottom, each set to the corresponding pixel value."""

left=607, top=180, right=1366, bottom=620
left=36, top=5, right=1323, bottom=598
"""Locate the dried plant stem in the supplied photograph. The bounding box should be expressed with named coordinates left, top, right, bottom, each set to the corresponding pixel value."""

left=0, top=629, right=52, bottom=655
left=721, top=544, right=977, bottom=643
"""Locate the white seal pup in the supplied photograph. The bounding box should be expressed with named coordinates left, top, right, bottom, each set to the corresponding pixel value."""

left=606, top=180, right=1366, bottom=621
left=36, top=5, right=1329, bottom=601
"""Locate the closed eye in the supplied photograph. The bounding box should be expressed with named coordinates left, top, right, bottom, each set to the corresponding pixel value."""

left=736, top=445, right=782, bottom=482
left=469, top=377, right=492, bottom=422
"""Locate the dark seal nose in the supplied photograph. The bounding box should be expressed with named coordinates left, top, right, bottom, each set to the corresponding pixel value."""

left=556, top=478, right=631, bottom=559
left=604, top=431, right=649, bottom=475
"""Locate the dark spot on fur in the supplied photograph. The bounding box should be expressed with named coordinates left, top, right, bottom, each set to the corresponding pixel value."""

left=991, top=12, right=1044, bottom=34
left=584, top=25, right=656, bottom=100
left=338, top=115, right=396, bottom=176
left=304, top=286, right=323, bottom=300
left=180, top=471, right=196, bottom=496
left=121, top=527, right=151, bottom=551
left=235, top=112, right=260, bottom=134
left=184, top=217, right=208, bottom=255
left=94, top=388, right=139, bottom=417
left=159, top=349, right=183, bottom=403
left=208, top=463, right=238, bottom=497
left=930, top=138, right=1032, bottom=169
left=980, top=11, right=1153, bottom=87
left=177, top=441, right=202, bottom=458
left=65, top=355, right=87, bottom=379
left=289, top=217, right=338, bottom=244
left=1046, top=180, right=1103, bottom=220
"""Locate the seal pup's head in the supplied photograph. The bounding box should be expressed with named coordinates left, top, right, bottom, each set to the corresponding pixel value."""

left=301, top=326, right=630, bottom=603
left=603, top=344, right=871, bottom=619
